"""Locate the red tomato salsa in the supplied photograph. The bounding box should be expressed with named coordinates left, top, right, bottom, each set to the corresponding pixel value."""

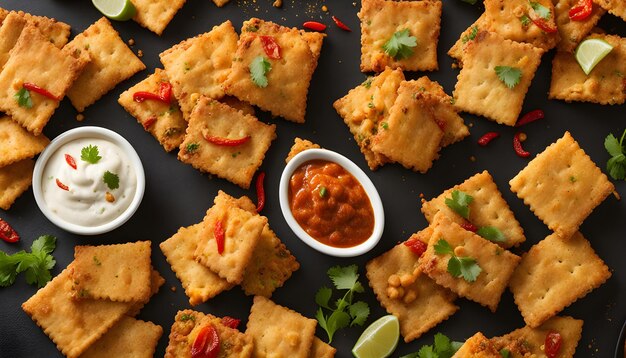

left=288, top=160, right=375, bottom=248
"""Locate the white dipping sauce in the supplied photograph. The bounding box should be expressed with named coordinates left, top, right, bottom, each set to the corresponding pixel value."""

left=41, top=138, right=137, bottom=227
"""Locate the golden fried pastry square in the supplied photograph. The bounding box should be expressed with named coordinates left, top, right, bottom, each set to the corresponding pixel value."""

left=178, top=97, right=276, bottom=189
left=358, top=0, right=442, bottom=72
left=219, top=95, right=255, bottom=116
left=0, top=24, right=88, bottom=135
left=509, top=131, right=614, bottom=239
left=0, top=159, right=34, bottom=210
left=0, top=11, right=71, bottom=55
left=593, top=0, right=626, bottom=21
left=310, top=337, right=336, bottom=358
left=554, top=0, right=605, bottom=52
left=286, top=137, right=321, bottom=163
left=22, top=266, right=132, bottom=358
left=246, top=296, right=317, bottom=358
left=126, top=268, right=165, bottom=318
left=70, top=241, right=152, bottom=302
left=0, top=7, right=8, bottom=23
left=421, top=171, right=526, bottom=249
left=0, top=116, right=49, bottom=167
left=0, top=12, right=28, bottom=69
left=420, top=213, right=520, bottom=312
left=118, top=68, right=186, bottom=152
left=160, top=223, right=234, bottom=305
left=80, top=316, right=163, bottom=358
left=549, top=34, right=626, bottom=105
left=131, top=0, right=186, bottom=35
left=160, top=21, right=238, bottom=120
left=448, top=13, right=487, bottom=64
left=452, top=332, right=501, bottom=357
left=333, top=67, right=405, bottom=170
left=65, top=17, right=145, bottom=112
left=509, top=232, right=610, bottom=327
left=366, top=231, right=459, bottom=343
left=371, top=83, right=444, bottom=173
left=453, top=31, right=544, bottom=126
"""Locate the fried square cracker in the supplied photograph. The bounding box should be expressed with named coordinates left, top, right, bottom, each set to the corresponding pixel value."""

left=0, top=159, right=34, bottom=210
left=420, top=213, right=521, bottom=312
left=453, top=332, right=501, bottom=357
left=286, top=137, right=321, bottom=163
left=160, top=21, right=238, bottom=120
left=310, top=337, right=336, bottom=358
left=219, top=95, right=255, bottom=116
left=165, top=310, right=254, bottom=358
left=0, top=116, right=49, bottom=167
left=448, top=14, right=487, bottom=64
left=593, top=0, right=626, bottom=21
left=371, top=83, right=444, bottom=173
left=0, top=11, right=71, bottom=56
left=118, top=68, right=186, bottom=152
left=509, top=232, right=610, bottom=327
left=178, top=97, right=276, bottom=189
left=0, top=8, right=7, bottom=23
left=246, top=296, right=317, bottom=358
left=65, top=17, right=145, bottom=112
left=22, top=266, right=132, bottom=358
left=453, top=31, right=544, bottom=126
left=70, top=241, right=152, bottom=302
left=549, top=34, right=626, bottom=105
left=358, top=0, right=442, bottom=72
left=366, top=231, right=459, bottom=342
left=131, top=0, right=186, bottom=35
left=421, top=171, right=526, bottom=249
left=554, top=0, right=605, bottom=52
left=0, top=12, right=28, bottom=69
left=492, top=316, right=583, bottom=357
left=212, top=0, right=231, bottom=7
left=333, top=67, right=405, bottom=170
left=0, top=24, right=88, bottom=135
left=80, top=316, right=163, bottom=358
left=126, top=268, right=165, bottom=318
left=160, top=223, right=233, bottom=305
left=509, top=131, right=614, bottom=240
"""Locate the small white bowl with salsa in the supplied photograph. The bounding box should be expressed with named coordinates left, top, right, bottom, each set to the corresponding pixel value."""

left=279, top=148, right=384, bottom=257
left=33, top=126, right=145, bottom=235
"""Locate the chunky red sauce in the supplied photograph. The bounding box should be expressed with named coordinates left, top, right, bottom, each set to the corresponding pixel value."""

left=288, top=160, right=375, bottom=248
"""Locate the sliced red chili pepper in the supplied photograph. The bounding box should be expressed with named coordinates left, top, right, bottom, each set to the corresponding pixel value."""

left=260, top=36, right=281, bottom=60
left=142, top=116, right=157, bottom=130
left=544, top=330, right=562, bottom=358
left=569, top=0, right=593, bottom=21
left=478, top=132, right=500, bottom=146
left=516, top=109, right=545, bottom=127
left=204, top=134, right=251, bottom=147
left=530, top=16, right=557, bottom=33
left=133, top=91, right=164, bottom=103
left=221, top=316, right=241, bottom=329
left=65, top=154, right=77, bottom=170
left=0, top=218, right=20, bottom=243
left=56, top=178, right=69, bottom=191
left=158, top=82, right=172, bottom=103
left=22, top=83, right=61, bottom=101
left=513, top=132, right=531, bottom=158
left=303, top=21, right=326, bottom=31
left=332, top=16, right=352, bottom=31
left=434, top=118, right=446, bottom=131
left=214, top=220, right=225, bottom=255
left=255, top=171, right=266, bottom=213
left=403, top=239, right=427, bottom=257
left=460, top=221, right=478, bottom=232
left=133, top=82, right=172, bottom=104
left=191, top=324, right=220, bottom=358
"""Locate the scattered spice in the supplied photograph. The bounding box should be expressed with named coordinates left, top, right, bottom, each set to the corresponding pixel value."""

left=128, top=38, right=135, bottom=46
left=76, top=114, right=85, bottom=121
left=137, top=49, right=143, bottom=57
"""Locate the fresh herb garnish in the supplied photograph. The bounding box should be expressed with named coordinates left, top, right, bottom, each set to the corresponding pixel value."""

left=500, top=348, right=511, bottom=358
left=246, top=25, right=259, bottom=32
left=81, top=145, right=102, bottom=164
left=250, top=56, right=272, bottom=88
left=319, top=186, right=328, bottom=198
left=382, top=29, right=417, bottom=60
left=520, top=14, right=531, bottom=26
left=400, top=332, right=463, bottom=358
left=180, top=314, right=195, bottom=321
left=362, top=77, right=373, bottom=89
left=14, top=88, right=33, bottom=109
left=186, top=143, right=200, bottom=153
left=495, top=66, right=522, bottom=89
left=103, top=171, right=119, bottom=190
left=315, top=265, right=370, bottom=343
left=434, top=239, right=482, bottom=282
left=444, top=190, right=473, bottom=220
left=93, top=256, right=101, bottom=266
left=0, top=235, right=57, bottom=288
left=381, top=122, right=389, bottom=130
left=476, top=226, right=506, bottom=243
left=530, top=1, right=551, bottom=19
left=604, top=129, right=626, bottom=180
left=462, top=26, right=479, bottom=43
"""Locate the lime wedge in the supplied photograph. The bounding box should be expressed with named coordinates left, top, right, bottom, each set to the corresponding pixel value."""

left=92, top=0, right=137, bottom=21
left=575, top=38, right=614, bottom=75
left=352, top=315, right=399, bottom=358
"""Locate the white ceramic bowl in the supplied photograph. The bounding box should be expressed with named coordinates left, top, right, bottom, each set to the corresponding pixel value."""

left=279, top=148, right=384, bottom=257
left=33, top=126, right=145, bottom=235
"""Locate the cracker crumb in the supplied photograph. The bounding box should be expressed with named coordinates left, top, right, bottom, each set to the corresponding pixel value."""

left=470, top=156, right=476, bottom=162
left=518, top=132, right=527, bottom=142
left=613, top=190, right=621, bottom=200
left=273, top=0, right=282, bottom=7
left=170, top=286, right=176, bottom=292
left=76, top=114, right=85, bottom=121
left=128, top=38, right=135, bottom=46
left=322, top=5, right=328, bottom=11
left=137, top=49, right=144, bottom=58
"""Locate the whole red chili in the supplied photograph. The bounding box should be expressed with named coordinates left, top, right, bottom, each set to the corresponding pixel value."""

left=569, top=0, right=593, bottom=21
left=332, top=16, right=351, bottom=31
left=544, top=330, right=562, bottom=358
left=191, top=324, right=220, bottom=358
left=65, top=154, right=77, bottom=170
left=0, top=218, right=20, bottom=243
left=22, top=83, right=61, bottom=101
left=204, top=134, right=251, bottom=147
left=56, top=178, right=69, bottom=191
left=142, top=117, right=157, bottom=130
left=221, top=316, right=241, bottom=329
left=303, top=21, right=326, bottom=32
left=214, top=220, right=225, bottom=255
left=513, top=132, right=531, bottom=158
left=460, top=222, right=478, bottom=232
left=478, top=132, right=500, bottom=146
left=516, top=109, right=545, bottom=127
left=260, top=36, right=281, bottom=60
left=255, top=171, right=266, bottom=213
left=403, top=239, right=427, bottom=257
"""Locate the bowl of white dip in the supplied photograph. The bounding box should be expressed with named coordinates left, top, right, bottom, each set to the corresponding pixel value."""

left=33, top=126, right=145, bottom=235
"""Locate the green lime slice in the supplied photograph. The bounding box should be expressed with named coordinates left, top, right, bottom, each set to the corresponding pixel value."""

left=92, top=0, right=137, bottom=21
left=575, top=38, right=614, bottom=75
left=352, top=315, right=399, bottom=358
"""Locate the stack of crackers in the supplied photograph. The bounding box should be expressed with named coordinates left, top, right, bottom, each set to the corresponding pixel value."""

left=22, top=241, right=164, bottom=358
left=160, top=191, right=299, bottom=305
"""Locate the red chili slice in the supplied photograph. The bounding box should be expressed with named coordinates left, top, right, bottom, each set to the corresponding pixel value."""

left=569, top=0, right=593, bottom=21
left=204, top=134, right=251, bottom=147
left=22, top=83, right=61, bottom=101
left=158, top=82, right=172, bottom=103
left=478, top=132, right=500, bottom=146
left=544, top=331, right=562, bottom=358
left=332, top=16, right=352, bottom=31
left=403, top=239, right=427, bottom=257
left=56, top=178, right=69, bottom=191
left=142, top=116, right=157, bottom=130
left=255, top=171, right=266, bottom=213
left=0, top=218, right=20, bottom=243
left=221, top=316, right=241, bottom=329
left=133, top=82, right=172, bottom=104
left=513, top=132, right=531, bottom=158
left=460, top=221, right=478, bottom=232
left=65, top=154, right=77, bottom=170
left=191, top=324, right=220, bottom=358
left=214, top=220, right=225, bottom=255
left=516, top=109, right=545, bottom=127
left=303, top=21, right=326, bottom=31
left=260, top=36, right=281, bottom=60
left=434, top=118, right=446, bottom=131
left=530, top=16, right=557, bottom=33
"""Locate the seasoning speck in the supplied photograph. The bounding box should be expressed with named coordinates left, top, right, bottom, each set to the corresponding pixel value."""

left=128, top=38, right=135, bottom=46
left=76, top=114, right=85, bottom=121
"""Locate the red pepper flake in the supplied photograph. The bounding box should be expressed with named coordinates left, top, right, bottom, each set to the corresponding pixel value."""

left=478, top=132, right=500, bottom=146
left=191, top=324, right=220, bottom=358
left=142, top=116, right=157, bottom=130
left=569, top=0, right=593, bottom=21
left=214, top=220, right=225, bottom=255
left=221, top=316, right=241, bottom=329
left=260, top=36, right=281, bottom=60
left=133, top=82, right=172, bottom=104
left=530, top=17, right=557, bottom=33
left=513, top=132, right=531, bottom=158
left=158, top=82, right=172, bottom=103
left=544, top=330, right=562, bottom=358
left=56, top=178, right=69, bottom=191
left=332, top=16, right=351, bottom=31
left=204, top=134, right=251, bottom=147
left=434, top=118, right=446, bottom=131
left=0, top=218, right=20, bottom=243
left=403, top=239, right=427, bottom=257
left=460, top=221, right=478, bottom=232
left=255, top=171, right=266, bottom=213
left=303, top=21, right=326, bottom=32
left=65, top=154, right=77, bottom=170
left=22, top=82, right=61, bottom=101
left=516, top=109, right=544, bottom=127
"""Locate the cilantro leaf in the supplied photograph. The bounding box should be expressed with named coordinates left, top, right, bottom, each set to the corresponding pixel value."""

left=0, top=252, right=19, bottom=287
left=605, top=133, right=623, bottom=157
left=434, top=332, right=451, bottom=353
left=495, top=66, right=522, bottom=89
left=327, top=265, right=360, bottom=290
left=435, top=239, right=482, bottom=282
left=402, top=333, right=462, bottom=358
left=434, top=239, right=454, bottom=255
left=0, top=235, right=57, bottom=288
left=458, top=257, right=482, bottom=282
left=326, top=310, right=350, bottom=343
left=250, top=56, right=271, bottom=88
left=605, top=130, right=626, bottom=180
left=81, top=145, right=102, bottom=164
left=462, top=26, right=479, bottom=43
left=444, top=190, right=474, bottom=219
left=348, top=301, right=369, bottom=326
left=14, top=88, right=33, bottom=109
left=382, top=29, right=417, bottom=60
left=417, top=345, right=437, bottom=358
left=447, top=256, right=462, bottom=278
left=315, top=308, right=328, bottom=331
left=476, top=226, right=506, bottom=243
left=530, top=1, right=551, bottom=19
left=500, top=349, right=511, bottom=358
left=31, top=235, right=56, bottom=255
left=103, top=171, right=120, bottom=190
left=315, top=286, right=332, bottom=309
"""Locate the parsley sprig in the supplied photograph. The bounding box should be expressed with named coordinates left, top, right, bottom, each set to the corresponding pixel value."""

left=14, top=88, right=33, bottom=109
left=382, top=29, right=417, bottom=60
left=0, top=235, right=57, bottom=288
left=315, top=265, right=370, bottom=343
left=605, top=129, right=626, bottom=180
left=250, top=56, right=271, bottom=88
left=495, top=66, right=522, bottom=89
left=81, top=145, right=102, bottom=164
left=400, top=332, right=463, bottom=358
left=434, top=239, right=482, bottom=282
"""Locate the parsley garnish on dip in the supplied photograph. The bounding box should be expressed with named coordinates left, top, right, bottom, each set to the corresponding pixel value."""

left=41, top=138, right=137, bottom=227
